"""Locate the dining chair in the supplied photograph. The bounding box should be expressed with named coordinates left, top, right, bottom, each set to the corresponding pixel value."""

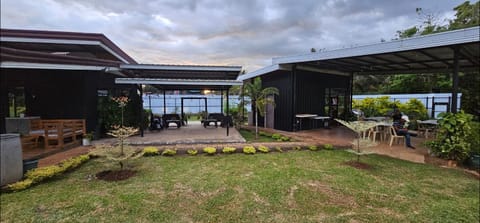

left=389, top=126, right=405, bottom=147
left=416, top=120, right=430, bottom=138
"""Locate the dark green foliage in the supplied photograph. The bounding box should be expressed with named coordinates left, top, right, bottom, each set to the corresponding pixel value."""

left=427, top=111, right=473, bottom=161
left=97, top=89, right=148, bottom=135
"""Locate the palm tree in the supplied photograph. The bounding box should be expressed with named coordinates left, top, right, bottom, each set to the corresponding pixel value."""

left=241, top=77, right=279, bottom=138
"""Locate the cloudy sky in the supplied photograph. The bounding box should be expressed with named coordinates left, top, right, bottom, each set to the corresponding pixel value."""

left=0, top=0, right=466, bottom=71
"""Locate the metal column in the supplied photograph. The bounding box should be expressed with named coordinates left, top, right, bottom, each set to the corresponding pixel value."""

left=451, top=47, right=459, bottom=113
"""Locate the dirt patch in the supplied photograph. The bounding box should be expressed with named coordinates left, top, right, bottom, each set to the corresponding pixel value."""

left=96, top=169, right=136, bottom=181
left=343, top=161, right=373, bottom=170
left=301, top=181, right=357, bottom=207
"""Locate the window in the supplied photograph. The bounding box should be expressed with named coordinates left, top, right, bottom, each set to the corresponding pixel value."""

left=8, top=87, right=26, bottom=117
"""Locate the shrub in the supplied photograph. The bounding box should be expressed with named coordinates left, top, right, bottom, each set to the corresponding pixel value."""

left=203, top=147, right=217, bottom=155
left=162, top=149, right=177, bottom=156
left=25, top=165, right=64, bottom=184
left=259, top=131, right=271, bottom=137
left=187, top=149, right=198, bottom=156
left=292, top=146, right=302, bottom=151
left=323, top=144, right=334, bottom=150
left=308, top=145, right=319, bottom=151
left=143, top=146, right=159, bottom=156
left=258, top=145, right=270, bottom=153
left=8, top=154, right=90, bottom=192
left=222, top=147, right=236, bottom=154
left=427, top=111, right=473, bottom=161
left=7, top=179, right=33, bottom=191
left=275, top=146, right=283, bottom=153
left=243, top=146, right=256, bottom=154
left=281, top=136, right=290, bottom=142
left=271, top=133, right=281, bottom=140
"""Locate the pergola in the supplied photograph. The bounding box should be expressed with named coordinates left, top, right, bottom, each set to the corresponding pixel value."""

left=239, top=26, right=479, bottom=114
left=114, top=64, right=243, bottom=136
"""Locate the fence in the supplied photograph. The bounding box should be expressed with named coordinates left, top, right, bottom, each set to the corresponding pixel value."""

left=142, top=94, right=248, bottom=115
left=353, top=93, right=462, bottom=118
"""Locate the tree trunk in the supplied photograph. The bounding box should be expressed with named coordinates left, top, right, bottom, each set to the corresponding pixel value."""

left=357, top=134, right=360, bottom=163
left=255, top=108, right=259, bottom=139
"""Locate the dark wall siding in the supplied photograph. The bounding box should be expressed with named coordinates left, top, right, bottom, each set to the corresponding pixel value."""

left=0, top=69, right=120, bottom=133
left=295, top=70, right=350, bottom=116
left=260, top=70, right=293, bottom=131
left=255, top=69, right=350, bottom=132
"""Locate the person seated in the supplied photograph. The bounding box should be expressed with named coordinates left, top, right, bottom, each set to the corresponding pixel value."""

left=392, top=109, right=415, bottom=149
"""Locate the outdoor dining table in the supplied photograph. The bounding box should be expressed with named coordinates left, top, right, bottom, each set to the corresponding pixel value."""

left=311, top=116, right=331, bottom=128
left=295, top=114, right=318, bottom=131
left=418, top=119, right=438, bottom=125
left=364, top=116, right=388, bottom=122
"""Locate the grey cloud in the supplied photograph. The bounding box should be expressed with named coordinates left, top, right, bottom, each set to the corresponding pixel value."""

left=1, top=0, right=467, bottom=71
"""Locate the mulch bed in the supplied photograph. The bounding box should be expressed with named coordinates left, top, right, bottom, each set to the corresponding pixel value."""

left=343, top=161, right=373, bottom=170
left=96, top=169, right=137, bottom=181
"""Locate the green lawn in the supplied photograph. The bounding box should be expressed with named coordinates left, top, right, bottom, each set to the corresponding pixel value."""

left=1, top=151, right=479, bottom=222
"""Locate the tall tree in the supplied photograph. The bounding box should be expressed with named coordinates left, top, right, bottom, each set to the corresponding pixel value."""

left=241, top=77, right=279, bottom=138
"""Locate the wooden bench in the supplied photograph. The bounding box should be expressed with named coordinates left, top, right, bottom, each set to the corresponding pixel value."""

left=28, top=119, right=86, bottom=150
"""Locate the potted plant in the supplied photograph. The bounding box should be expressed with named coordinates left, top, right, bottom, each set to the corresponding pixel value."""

left=82, top=132, right=94, bottom=146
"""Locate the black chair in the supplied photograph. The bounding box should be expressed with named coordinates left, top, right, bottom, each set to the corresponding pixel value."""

left=162, top=114, right=182, bottom=128
left=201, top=113, right=225, bottom=128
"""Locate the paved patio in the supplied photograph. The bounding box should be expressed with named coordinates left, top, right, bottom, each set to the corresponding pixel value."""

left=93, top=121, right=246, bottom=146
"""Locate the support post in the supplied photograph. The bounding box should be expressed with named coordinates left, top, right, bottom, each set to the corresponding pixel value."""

left=451, top=47, right=459, bottom=113
left=139, top=85, right=144, bottom=137
left=204, top=98, right=208, bottom=114
left=220, top=90, right=223, bottom=114
left=292, top=65, right=297, bottom=131
left=181, top=98, right=184, bottom=126
left=163, top=90, right=166, bottom=115
left=226, top=88, right=230, bottom=136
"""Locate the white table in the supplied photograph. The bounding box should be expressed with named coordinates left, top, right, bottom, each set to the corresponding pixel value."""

left=364, top=116, right=388, bottom=122
left=311, top=116, right=331, bottom=128
left=295, top=114, right=318, bottom=130
left=418, top=120, right=438, bottom=125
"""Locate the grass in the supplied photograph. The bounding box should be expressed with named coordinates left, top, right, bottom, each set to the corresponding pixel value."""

left=1, top=151, right=479, bottom=222
left=239, top=129, right=277, bottom=142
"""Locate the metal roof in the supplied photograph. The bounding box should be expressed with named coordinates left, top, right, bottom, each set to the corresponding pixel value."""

left=239, top=26, right=480, bottom=80
left=117, top=64, right=243, bottom=90
left=120, top=63, right=242, bottom=81
left=0, top=28, right=137, bottom=64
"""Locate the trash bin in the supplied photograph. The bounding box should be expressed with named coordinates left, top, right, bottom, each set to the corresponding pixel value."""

left=1, top=134, right=23, bottom=186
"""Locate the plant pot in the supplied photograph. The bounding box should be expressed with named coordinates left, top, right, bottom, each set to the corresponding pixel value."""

left=23, top=159, right=38, bottom=174
left=82, top=138, right=91, bottom=146
left=447, top=160, right=457, bottom=167
left=469, top=154, right=480, bottom=169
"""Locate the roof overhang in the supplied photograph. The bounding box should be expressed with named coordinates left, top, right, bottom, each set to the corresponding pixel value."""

left=239, top=26, right=479, bottom=80
left=0, top=29, right=137, bottom=64
left=120, top=64, right=242, bottom=80
left=0, top=61, right=114, bottom=71
left=115, top=78, right=242, bottom=90
left=117, top=64, right=243, bottom=90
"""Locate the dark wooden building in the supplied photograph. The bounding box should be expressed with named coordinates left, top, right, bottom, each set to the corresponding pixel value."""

left=0, top=29, right=137, bottom=134
left=240, top=65, right=352, bottom=132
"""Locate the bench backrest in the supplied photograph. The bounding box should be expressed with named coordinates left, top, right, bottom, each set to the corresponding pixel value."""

left=163, top=114, right=181, bottom=120
left=208, top=113, right=225, bottom=121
